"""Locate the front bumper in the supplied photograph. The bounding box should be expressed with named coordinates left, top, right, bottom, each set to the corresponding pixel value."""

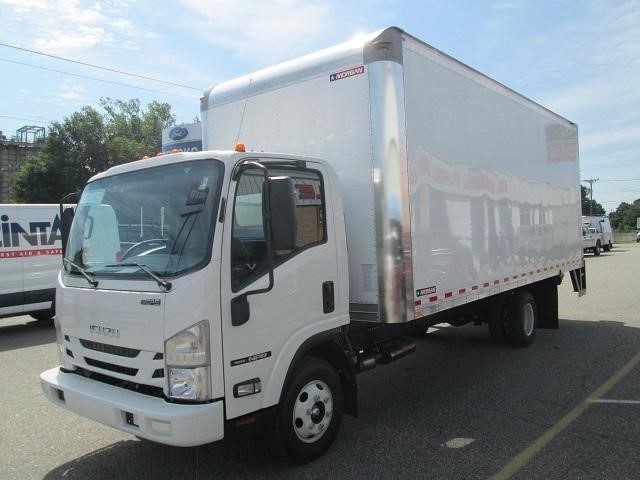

left=40, top=367, right=224, bottom=447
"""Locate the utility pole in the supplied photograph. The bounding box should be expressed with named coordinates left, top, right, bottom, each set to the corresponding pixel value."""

left=582, top=178, right=599, bottom=216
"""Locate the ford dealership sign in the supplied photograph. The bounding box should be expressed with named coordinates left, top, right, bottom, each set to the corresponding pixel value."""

left=162, top=122, right=202, bottom=153
left=168, top=126, right=189, bottom=141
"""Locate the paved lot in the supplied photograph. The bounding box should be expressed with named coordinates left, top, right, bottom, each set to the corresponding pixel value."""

left=1, top=245, right=639, bottom=479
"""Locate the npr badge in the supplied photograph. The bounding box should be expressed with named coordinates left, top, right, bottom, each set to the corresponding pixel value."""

left=330, top=66, right=364, bottom=82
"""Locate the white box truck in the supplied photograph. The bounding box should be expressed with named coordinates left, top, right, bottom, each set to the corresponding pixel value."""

left=1, top=204, right=63, bottom=321
left=582, top=215, right=613, bottom=252
left=40, top=27, right=585, bottom=461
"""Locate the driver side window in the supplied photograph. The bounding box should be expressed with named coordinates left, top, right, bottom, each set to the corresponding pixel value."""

left=231, top=166, right=326, bottom=291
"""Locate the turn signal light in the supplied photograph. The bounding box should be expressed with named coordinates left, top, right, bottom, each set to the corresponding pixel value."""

left=235, top=143, right=246, bottom=152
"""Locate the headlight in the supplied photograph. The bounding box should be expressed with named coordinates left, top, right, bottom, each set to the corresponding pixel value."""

left=165, top=321, right=210, bottom=401
left=168, top=367, right=209, bottom=400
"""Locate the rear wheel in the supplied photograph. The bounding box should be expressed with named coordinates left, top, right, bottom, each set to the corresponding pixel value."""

left=505, top=291, right=537, bottom=347
left=594, top=242, right=601, bottom=256
left=271, top=357, right=343, bottom=463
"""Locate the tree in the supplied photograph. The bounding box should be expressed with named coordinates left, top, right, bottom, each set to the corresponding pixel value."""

left=10, top=99, right=175, bottom=202
left=581, top=185, right=605, bottom=216
left=609, top=199, right=640, bottom=231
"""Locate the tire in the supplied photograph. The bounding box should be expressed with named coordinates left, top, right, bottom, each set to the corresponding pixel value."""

left=30, top=310, right=55, bottom=322
left=609, top=241, right=613, bottom=251
left=594, top=242, right=601, bottom=256
left=505, top=291, right=537, bottom=347
left=271, top=357, right=344, bottom=463
left=408, top=319, right=429, bottom=337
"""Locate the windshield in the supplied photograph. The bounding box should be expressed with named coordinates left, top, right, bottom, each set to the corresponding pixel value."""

left=64, top=159, right=223, bottom=279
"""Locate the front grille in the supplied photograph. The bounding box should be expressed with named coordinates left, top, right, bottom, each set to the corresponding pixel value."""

left=85, top=357, right=138, bottom=376
left=80, top=339, right=140, bottom=358
left=73, top=366, right=165, bottom=399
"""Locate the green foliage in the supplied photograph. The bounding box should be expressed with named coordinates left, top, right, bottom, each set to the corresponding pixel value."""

left=10, top=153, right=61, bottom=203
left=10, top=99, right=175, bottom=202
left=581, top=185, right=605, bottom=216
left=610, top=200, right=640, bottom=231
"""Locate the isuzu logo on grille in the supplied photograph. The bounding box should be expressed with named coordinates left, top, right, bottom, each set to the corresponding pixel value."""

left=89, top=324, right=120, bottom=338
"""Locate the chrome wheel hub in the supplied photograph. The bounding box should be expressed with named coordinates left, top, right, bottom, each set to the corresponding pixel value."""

left=292, top=380, right=333, bottom=443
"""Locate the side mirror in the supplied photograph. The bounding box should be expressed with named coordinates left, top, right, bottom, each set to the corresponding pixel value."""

left=59, top=191, right=79, bottom=258
left=60, top=207, right=75, bottom=257
left=268, top=176, right=297, bottom=250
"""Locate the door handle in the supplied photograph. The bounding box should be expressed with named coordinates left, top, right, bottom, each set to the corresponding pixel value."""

left=322, top=281, right=334, bottom=314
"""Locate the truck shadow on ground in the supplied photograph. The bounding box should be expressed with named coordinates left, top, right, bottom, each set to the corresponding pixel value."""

left=43, top=318, right=640, bottom=480
left=0, top=318, right=55, bottom=352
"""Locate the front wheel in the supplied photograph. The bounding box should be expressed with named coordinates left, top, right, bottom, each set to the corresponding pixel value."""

left=30, top=310, right=55, bottom=322
left=594, top=242, right=601, bottom=256
left=271, top=357, right=344, bottom=463
left=505, top=291, right=537, bottom=347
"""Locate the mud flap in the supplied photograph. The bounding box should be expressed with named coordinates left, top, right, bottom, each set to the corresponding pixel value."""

left=570, top=262, right=587, bottom=297
left=534, top=280, right=559, bottom=329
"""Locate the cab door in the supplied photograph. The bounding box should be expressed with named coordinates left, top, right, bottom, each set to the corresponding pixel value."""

left=220, top=161, right=339, bottom=420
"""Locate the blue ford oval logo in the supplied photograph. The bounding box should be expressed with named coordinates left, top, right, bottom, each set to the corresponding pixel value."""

left=169, top=127, right=188, bottom=141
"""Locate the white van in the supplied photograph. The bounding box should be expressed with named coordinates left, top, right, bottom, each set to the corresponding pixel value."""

left=0, top=204, right=63, bottom=321
left=582, top=215, right=613, bottom=252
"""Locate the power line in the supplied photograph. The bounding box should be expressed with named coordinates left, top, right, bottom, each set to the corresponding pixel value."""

left=598, top=178, right=640, bottom=182
left=0, top=57, right=199, bottom=101
left=597, top=189, right=640, bottom=194
left=0, top=114, right=45, bottom=124
left=0, top=41, right=201, bottom=91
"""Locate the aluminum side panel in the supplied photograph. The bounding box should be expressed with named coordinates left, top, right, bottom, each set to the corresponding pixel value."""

left=368, top=61, right=412, bottom=323
left=403, top=42, right=582, bottom=315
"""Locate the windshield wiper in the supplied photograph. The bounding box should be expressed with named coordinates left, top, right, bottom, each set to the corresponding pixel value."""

left=105, top=262, right=172, bottom=291
left=63, top=258, right=99, bottom=288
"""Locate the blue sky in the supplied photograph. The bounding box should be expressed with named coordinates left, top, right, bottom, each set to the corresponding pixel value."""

left=0, top=0, right=638, bottom=211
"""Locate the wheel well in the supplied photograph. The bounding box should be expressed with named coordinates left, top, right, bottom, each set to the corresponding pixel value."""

left=282, top=335, right=358, bottom=417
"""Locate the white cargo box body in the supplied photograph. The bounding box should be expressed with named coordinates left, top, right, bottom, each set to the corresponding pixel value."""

left=202, top=27, right=582, bottom=324
left=0, top=204, right=62, bottom=318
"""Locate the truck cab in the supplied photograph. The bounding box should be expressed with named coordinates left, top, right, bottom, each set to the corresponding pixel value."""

left=41, top=150, right=351, bottom=458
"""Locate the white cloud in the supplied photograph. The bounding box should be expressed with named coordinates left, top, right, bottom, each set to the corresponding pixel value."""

left=56, top=81, right=86, bottom=101
left=0, top=0, right=146, bottom=55
left=33, top=27, right=115, bottom=52
left=490, top=0, right=521, bottom=10
left=177, top=0, right=392, bottom=64
left=581, top=125, right=640, bottom=151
